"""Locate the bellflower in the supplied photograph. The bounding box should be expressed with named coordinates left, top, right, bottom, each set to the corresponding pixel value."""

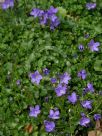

left=68, top=92, right=77, bottom=104
left=79, top=116, right=90, bottom=127
left=29, top=71, right=42, bottom=85
left=29, top=105, right=41, bottom=117
left=86, top=3, right=96, bottom=10
left=88, top=39, right=100, bottom=52
left=44, top=120, right=55, bottom=132
left=83, top=88, right=88, bottom=95
left=80, top=112, right=86, bottom=117
left=51, top=78, right=57, bottom=83
left=16, top=80, right=21, bottom=86
left=48, top=109, right=60, bottom=119
left=43, top=68, right=50, bottom=75
left=47, top=6, right=58, bottom=15
left=60, top=72, right=71, bottom=84
left=40, top=11, right=48, bottom=25
left=50, top=18, right=60, bottom=30
left=94, top=114, right=101, bottom=120
left=1, top=0, right=14, bottom=10
left=30, top=8, right=44, bottom=17
left=87, top=83, right=94, bottom=93
left=83, top=83, right=94, bottom=94
left=84, top=34, right=90, bottom=39
left=78, top=69, right=87, bottom=80
left=81, top=100, right=92, bottom=109
left=78, top=44, right=84, bottom=51
left=55, top=84, right=67, bottom=97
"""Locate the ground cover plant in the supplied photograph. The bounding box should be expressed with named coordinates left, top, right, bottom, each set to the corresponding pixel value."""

left=0, top=0, right=102, bottom=136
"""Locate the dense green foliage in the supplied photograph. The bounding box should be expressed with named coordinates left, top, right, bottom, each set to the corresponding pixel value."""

left=0, top=0, right=102, bottom=135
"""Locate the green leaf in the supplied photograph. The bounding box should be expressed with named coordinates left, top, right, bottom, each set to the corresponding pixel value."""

left=94, top=60, right=102, bottom=71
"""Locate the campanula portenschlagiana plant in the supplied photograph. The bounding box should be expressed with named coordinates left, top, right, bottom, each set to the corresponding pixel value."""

left=0, top=0, right=102, bottom=135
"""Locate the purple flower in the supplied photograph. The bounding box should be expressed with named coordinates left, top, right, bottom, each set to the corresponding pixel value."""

left=1, top=0, right=14, bottom=10
left=29, top=71, right=42, bottom=85
left=48, top=109, right=60, bottom=119
left=49, top=14, right=58, bottom=22
left=50, top=17, right=60, bottom=30
left=94, top=114, right=101, bottom=120
left=84, top=34, right=90, bottom=39
left=30, top=8, right=44, bottom=17
left=88, top=39, right=100, bottom=52
left=83, top=83, right=94, bottom=94
left=87, top=83, right=94, bottom=93
left=44, top=120, right=55, bottom=132
left=40, top=11, right=48, bottom=25
left=83, top=88, right=88, bottom=95
left=43, top=68, right=50, bottom=75
left=86, top=3, right=96, bottom=10
left=78, top=44, right=84, bottom=51
left=81, top=112, right=86, bottom=117
left=60, top=72, right=71, bottom=84
left=16, top=80, right=21, bottom=86
left=81, top=100, right=92, bottom=109
left=51, top=78, right=57, bottom=83
left=30, top=6, right=60, bottom=30
left=68, top=92, right=77, bottom=104
left=78, top=69, right=87, bottom=80
left=47, top=6, right=58, bottom=15
left=79, top=116, right=90, bottom=126
left=55, top=84, right=67, bottom=97
left=29, top=105, right=41, bottom=117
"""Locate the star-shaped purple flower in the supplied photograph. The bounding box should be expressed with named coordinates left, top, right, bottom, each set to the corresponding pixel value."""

left=29, top=105, right=41, bottom=117
left=81, top=100, right=92, bottom=109
left=48, top=109, right=60, bottom=119
left=68, top=92, right=77, bottom=104
left=79, top=116, right=90, bottom=127
left=78, top=69, right=87, bottom=80
left=50, top=16, right=60, bottom=30
left=94, top=114, right=101, bottom=120
left=44, top=120, right=55, bottom=132
left=1, top=0, right=14, bottom=10
left=29, top=71, right=42, bottom=85
left=83, top=83, right=95, bottom=94
left=47, top=6, right=58, bottom=15
left=40, top=11, right=48, bottom=25
left=30, top=8, right=44, bottom=17
left=86, top=3, right=96, bottom=10
left=60, top=72, right=71, bottom=84
left=87, top=83, right=94, bottom=93
left=88, top=39, right=100, bottom=52
left=55, top=84, right=67, bottom=97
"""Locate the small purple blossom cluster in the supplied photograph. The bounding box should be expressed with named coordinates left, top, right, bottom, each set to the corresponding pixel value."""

left=29, top=105, right=60, bottom=132
left=78, top=39, right=100, bottom=52
left=28, top=69, right=101, bottom=132
left=0, top=0, right=14, bottom=10
left=86, top=2, right=96, bottom=10
left=30, top=6, right=60, bottom=30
